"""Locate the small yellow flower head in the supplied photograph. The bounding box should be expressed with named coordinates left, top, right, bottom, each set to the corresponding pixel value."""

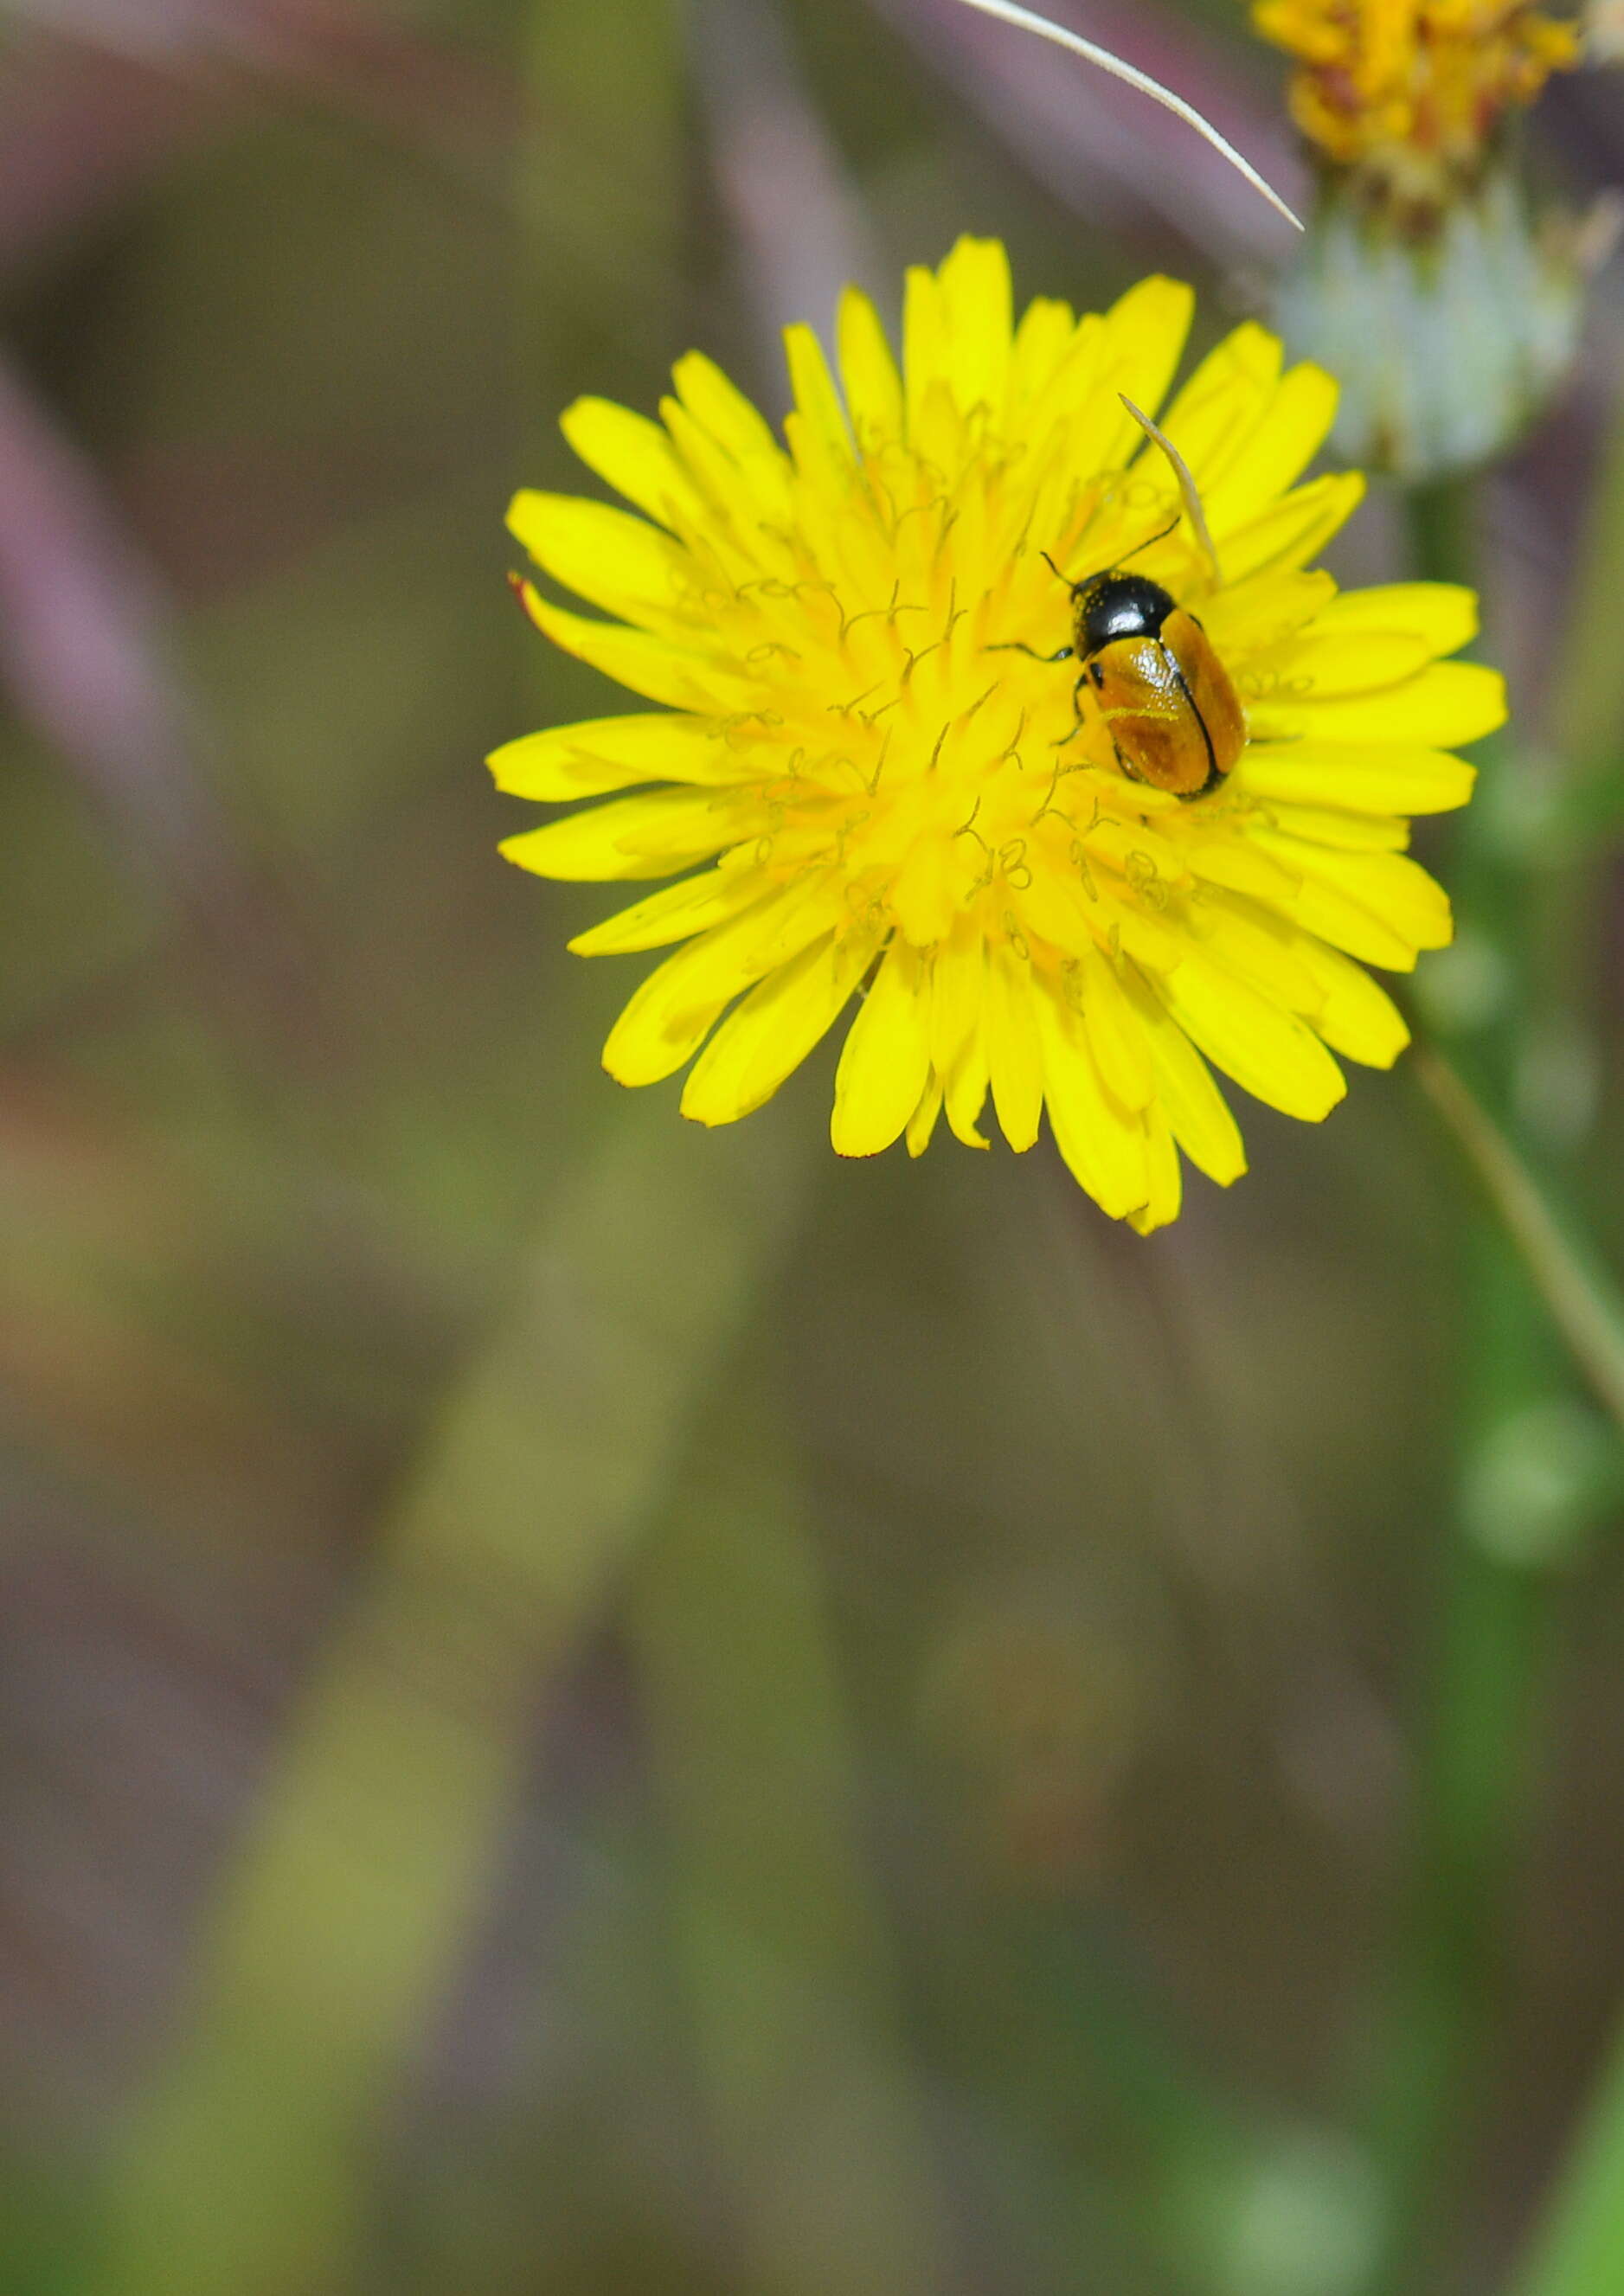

left=495, top=240, right=1505, bottom=1233
left=1253, top=3, right=1586, bottom=475
left=1252, top=0, right=1579, bottom=191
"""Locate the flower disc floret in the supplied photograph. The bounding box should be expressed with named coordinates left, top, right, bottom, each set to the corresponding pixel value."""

left=494, top=238, right=1505, bottom=1232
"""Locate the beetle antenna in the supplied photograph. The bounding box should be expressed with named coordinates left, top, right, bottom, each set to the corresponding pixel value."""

left=1115, top=515, right=1181, bottom=568
left=1043, top=515, right=1182, bottom=594
left=1119, top=395, right=1222, bottom=584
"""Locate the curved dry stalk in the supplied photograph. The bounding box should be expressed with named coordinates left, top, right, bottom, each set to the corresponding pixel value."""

left=1120, top=394, right=1223, bottom=581
left=946, top=0, right=1302, bottom=230
left=1414, top=1042, right=1624, bottom=1435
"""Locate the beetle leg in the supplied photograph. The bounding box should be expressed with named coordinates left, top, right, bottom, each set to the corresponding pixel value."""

left=1050, top=674, right=1091, bottom=747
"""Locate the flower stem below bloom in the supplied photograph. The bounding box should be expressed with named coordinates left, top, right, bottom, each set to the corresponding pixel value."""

left=1415, top=1043, right=1624, bottom=1434
left=1507, top=2004, right=1624, bottom=2296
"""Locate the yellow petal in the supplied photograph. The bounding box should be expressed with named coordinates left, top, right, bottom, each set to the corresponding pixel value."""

left=1199, top=567, right=1336, bottom=655
left=1241, top=629, right=1438, bottom=698
left=1114, top=906, right=1186, bottom=976
left=1010, top=298, right=1080, bottom=426
left=1298, top=941, right=1410, bottom=1068
left=501, top=786, right=761, bottom=882
left=986, top=944, right=1044, bottom=1153
left=1076, top=946, right=1152, bottom=1111
left=1257, top=867, right=1420, bottom=971
left=1081, top=275, right=1196, bottom=472
left=681, top=927, right=878, bottom=1126
left=507, top=491, right=688, bottom=625
left=1017, top=311, right=1107, bottom=442
left=601, top=888, right=837, bottom=1085
left=661, top=394, right=778, bottom=533
left=517, top=584, right=750, bottom=712
left=1128, top=1113, right=1184, bottom=1235
left=1183, top=832, right=1305, bottom=906
left=943, top=1026, right=992, bottom=1149
left=889, top=828, right=966, bottom=949
left=903, top=263, right=947, bottom=437
left=1196, top=896, right=1325, bottom=1015
left=1262, top=803, right=1410, bottom=851
left=831, top=940, right=932, bottom=1156
left=906, top=1074, right=944, bottom=1158
left=1157, top=946, right=1347, bottom=1120
left=1313, top=582, right=1478, bottom=657
left=838, top=287, right=904, bottom=451
left=1253, top=832, right=1454, bottom=956
left=928, top=929, right=986, bottom=1078
left=601, top=912, right=767, bottom=1086
left=784, top=323, right=855, bottom=485
left=561, top=396, right=702, bottom=530
left=1217, top=473, right=1365, bottom=581
left=937, top=235, right=1013, bottom=420
left=567, top=865, right=767, bottom=955
left=1120, top=967, right=1247, bottom=1184
left=1035, top=983, right=1150, bottom=1220
left=1199, top=362, right=1339, bottom=534
left=488, top=714, right=737, bottom=800
left=1236, top=740, right=1475, bottom=815
left=671, top=351, right=790, bottom=493
left=1245, top=661, right=1507, bottom=747
left=908, top=376, right=968, bottom=496
left=1159, top=321, right=1283, bottom=489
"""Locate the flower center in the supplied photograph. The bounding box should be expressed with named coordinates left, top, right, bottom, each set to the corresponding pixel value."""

left=696, top=417, right=1214, bottom=958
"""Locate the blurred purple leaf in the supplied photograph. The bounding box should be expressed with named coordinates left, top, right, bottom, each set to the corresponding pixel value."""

left=694, top=0, right=885, bottom=364
left=0, top=40, right=211, bottom=283
left=867, top=0, right=1306, bottom=267
left=0, top=4, right=518, bottom=283
left=0, top=354, right=310, bottom=1027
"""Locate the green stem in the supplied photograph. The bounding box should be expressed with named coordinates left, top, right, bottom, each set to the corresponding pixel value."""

left=631, top=1364, right=945, bottom=2296
left=1491, top=369, right=1624, bottom=2296
left=1359, top=478, right=1572, bottom=2295
left=1415, top=1047, right=1624, bottom=1434
left=1508, top=2018, right=1624, bottom=2296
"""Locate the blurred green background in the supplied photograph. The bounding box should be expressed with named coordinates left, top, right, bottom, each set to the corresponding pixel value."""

left=3, top=3, right=1623, bottom=2293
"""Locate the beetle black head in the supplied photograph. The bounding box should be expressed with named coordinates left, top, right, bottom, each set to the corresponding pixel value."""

left=1073, top=571, right=1175, bottom=657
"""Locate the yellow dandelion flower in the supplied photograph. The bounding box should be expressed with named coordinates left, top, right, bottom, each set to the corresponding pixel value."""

left=1252, top=0, right=1580, bottom=185
left=494, top=239, right=1505, bottom=1234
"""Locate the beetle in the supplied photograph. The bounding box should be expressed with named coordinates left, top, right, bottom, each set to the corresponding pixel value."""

left=993, top=399, right=1248, bottom=801
left=1062, top=564, right=1247, bottom=800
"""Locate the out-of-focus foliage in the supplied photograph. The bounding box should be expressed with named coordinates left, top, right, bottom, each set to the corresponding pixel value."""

left=0, top=5, right=1622, bottom=2296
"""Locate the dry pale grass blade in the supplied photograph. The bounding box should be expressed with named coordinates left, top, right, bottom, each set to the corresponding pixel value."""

left=1415, top=1045, right=1624, bottom=1436
left=80, top=1101, right=818, bottom=2296
left=946, top=0, right=1302, bottom=230
left=1120, top=394, right=1223, bottom=582
left=870, top=0, right=1300, bottom=262
left=632, top=1376, right=945, bottom=2296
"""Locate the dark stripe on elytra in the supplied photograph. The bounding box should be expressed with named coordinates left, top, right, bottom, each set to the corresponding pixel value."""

left=1160, top=641, right=1218, bottom=794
